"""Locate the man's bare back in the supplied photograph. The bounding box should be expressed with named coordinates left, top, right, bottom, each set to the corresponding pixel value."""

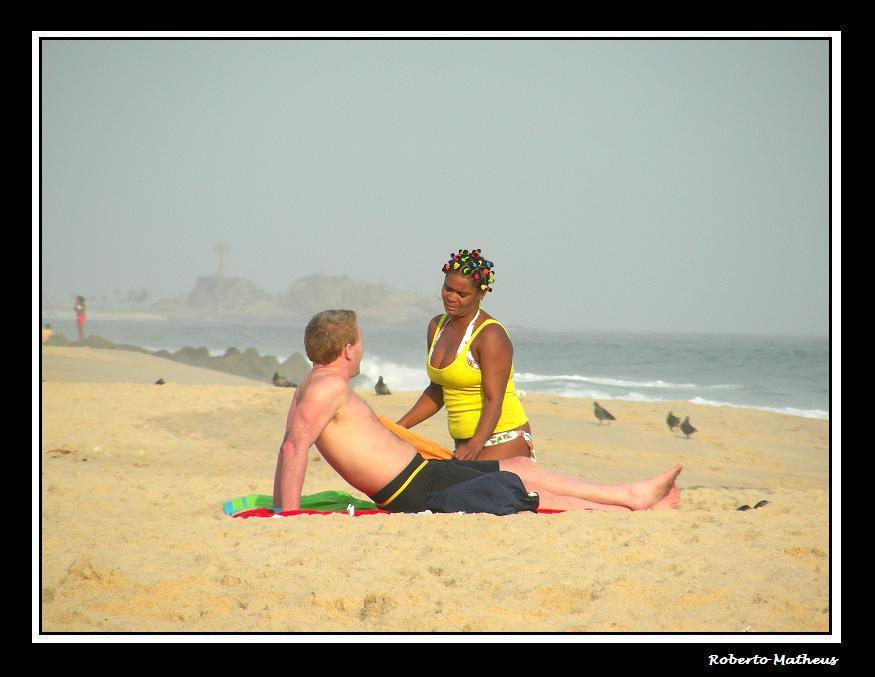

left=295, top=370, right=417, bottom=496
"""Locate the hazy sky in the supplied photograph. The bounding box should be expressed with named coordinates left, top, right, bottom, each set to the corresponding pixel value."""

left=38, top=37, right=833, bottom=334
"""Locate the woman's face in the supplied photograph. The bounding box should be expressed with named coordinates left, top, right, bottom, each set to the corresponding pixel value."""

left=441, top=272, right=484, bottom=318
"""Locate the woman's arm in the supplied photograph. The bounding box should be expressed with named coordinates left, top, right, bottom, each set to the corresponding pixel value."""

left=453, top=325, right=513, bottom=460
left=396, top=381, right=445, bottom=428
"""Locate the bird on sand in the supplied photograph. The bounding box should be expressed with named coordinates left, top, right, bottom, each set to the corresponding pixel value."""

left=375, top=376, right=392, bottom=395
left=737, top=500, right=770, bottom=511
left=593, top=401, right=616, bottom=425
left=666, top=411, right=680, bottom=432
left=680, top=416, right=697, bottom=438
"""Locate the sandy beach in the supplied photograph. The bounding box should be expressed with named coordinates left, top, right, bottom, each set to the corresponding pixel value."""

left=38, top=345, right=831, bottom=634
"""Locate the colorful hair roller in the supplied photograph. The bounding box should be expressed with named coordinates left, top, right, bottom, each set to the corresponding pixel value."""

left=441, top=248, right=496, bottom=290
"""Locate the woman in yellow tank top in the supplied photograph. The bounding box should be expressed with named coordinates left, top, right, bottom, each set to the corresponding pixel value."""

left=397, top=248, right=533, bottom=461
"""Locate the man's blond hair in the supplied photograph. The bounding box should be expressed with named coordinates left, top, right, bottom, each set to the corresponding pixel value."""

left=304, top=310, right=359, bottom=365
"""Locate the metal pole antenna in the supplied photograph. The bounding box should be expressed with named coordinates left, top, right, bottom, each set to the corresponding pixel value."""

left=214, top=242, right=229, bottom=280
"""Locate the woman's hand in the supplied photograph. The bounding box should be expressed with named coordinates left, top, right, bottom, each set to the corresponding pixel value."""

left=453, top=441, right=483, bottom=461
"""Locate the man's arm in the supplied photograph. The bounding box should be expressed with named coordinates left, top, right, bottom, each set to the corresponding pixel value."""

left=273, top=376, right=348, bottom=511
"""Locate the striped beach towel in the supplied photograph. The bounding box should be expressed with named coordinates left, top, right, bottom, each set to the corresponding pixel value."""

left=223, top=491, right=378, bottom=517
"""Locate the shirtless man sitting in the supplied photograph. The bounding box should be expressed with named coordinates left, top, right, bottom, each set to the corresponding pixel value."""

left=273, top=310, right=682, bottom=514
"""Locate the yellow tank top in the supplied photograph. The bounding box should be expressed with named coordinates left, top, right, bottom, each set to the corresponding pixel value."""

left=426, top=314, right=528, bottom=440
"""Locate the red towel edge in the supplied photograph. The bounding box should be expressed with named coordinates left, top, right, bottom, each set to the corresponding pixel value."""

left=233, top=508, right=565, bottom=518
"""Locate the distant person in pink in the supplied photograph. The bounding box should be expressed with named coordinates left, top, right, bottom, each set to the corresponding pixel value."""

left=74, top=295, right=86, bottom=341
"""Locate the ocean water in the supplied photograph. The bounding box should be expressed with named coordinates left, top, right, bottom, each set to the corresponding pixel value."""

left=49, top=317, right=830, bottom=420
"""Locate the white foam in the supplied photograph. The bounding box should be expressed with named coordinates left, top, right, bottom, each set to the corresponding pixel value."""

left=358, top=356, right=430, bottom=393
left=548, top=388, right=615, bottom=400
left=514, top=372, right=698, bottom=390
left=688, top=397, right=829, bottom=420
left=615, top=392, right=665, bottom=402
left=536, top=391, right=828, bottom=419
left=758, top=406, right=830, bottom=420
left=541, top=388, right=660, bottom=402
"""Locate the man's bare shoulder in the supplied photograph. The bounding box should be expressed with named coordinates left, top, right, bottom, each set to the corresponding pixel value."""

left=298, top=371, right=352, bottom=403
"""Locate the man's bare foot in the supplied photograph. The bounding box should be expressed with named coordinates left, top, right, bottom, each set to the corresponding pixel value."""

left=626, top=465, right=683, bottom=510
left=652, top=482, right=680, bottom=511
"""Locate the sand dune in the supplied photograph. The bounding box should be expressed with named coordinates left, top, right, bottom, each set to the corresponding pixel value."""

left=41, top=346, right=266, bottom=386
left=38, top=346, right=831, bottom=633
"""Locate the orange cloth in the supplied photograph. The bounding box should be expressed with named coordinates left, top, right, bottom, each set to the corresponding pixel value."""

left=378, top=416, right=453, bottom=460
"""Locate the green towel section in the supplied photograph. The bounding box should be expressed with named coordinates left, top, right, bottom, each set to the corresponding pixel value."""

left=223, top=491, right=377, bottom=516
left=223, top=494, right=276, bottom=515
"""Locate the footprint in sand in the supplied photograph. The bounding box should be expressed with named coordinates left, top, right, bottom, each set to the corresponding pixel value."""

left=359, top=594, right=395, bottom=620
